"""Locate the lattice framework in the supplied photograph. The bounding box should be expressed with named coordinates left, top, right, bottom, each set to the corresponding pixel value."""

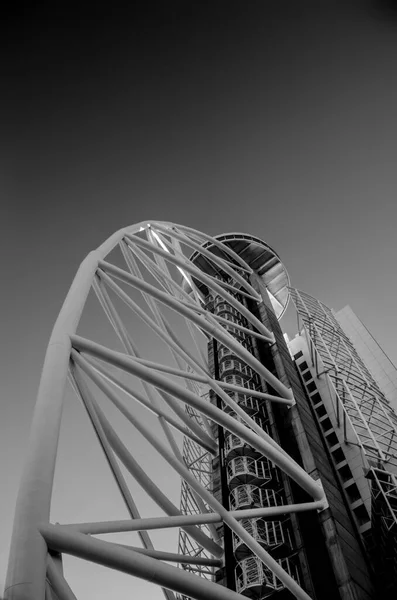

left=5, top=223, right=326, bottom=600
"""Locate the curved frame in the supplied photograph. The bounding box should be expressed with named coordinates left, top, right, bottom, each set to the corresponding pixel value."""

left=5, top=222, right=326, bottom=600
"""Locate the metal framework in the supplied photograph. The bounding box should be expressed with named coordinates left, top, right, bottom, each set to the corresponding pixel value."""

left=5, top=223, right=326, bottom=600
left=289, top=288, right=397, bottom=531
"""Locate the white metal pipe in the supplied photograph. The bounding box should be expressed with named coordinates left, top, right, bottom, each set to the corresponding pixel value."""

left=70, top=335, right=324, bottom=502
left=46, top=556, right=78, bottom=600
left=98, top=268, right=208, bottom=377
left=128, top=242, right=271, bottom=363
left=130, top=235, right=217, bottom=461
left=151, top=226, right=261, bottom=302
left=89, top=346, right=290, bottom=408
left=95, top=275, right=189, bottom=484
left=217, top=381, right=293, bottom=405
left=4, top=249, right=110, bottom=600
left=59, top=501, right=324, bottom=534
left=210, top=313, right=273, bottom=342
left=39, top=525, right=245, bottom=600
left=116, top=545, right=222, bottom=566
left=164, top=223, right=253, bottom=273
left=151, top=223, right=259, bottom=299
left=84, top=391, right=223, bottom=558
left=69, top=368, right=160, bottom=553
left=72, top=352, right=220, bottom=545
left=85, top=355, right=216, bottom=453
left=69, top=371, right=178, bottom=600
left=76, top=351, right=313, bottom=598
left=97, top=267, right=221, bottom=440
left=88, top=352, right=216, bottom=450
left=98, top=263, right=291, bottom=399
left=96, top=268, right=293, bottom=462
left=148, top=228, right=206, bottom=305
left=122, top=237, right=271, bottom=338
left=71, top=346, right=314, bottom=599
left=125, top=240, right=210, bottom=366
left=126, top=238, right=203, bottom=308
left=72, top=331, right=298, bottom=469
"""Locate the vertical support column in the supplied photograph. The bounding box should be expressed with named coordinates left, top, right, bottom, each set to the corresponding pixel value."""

left=5, top=335, right=71, bottom=600
left=5, top=252, right=99, bottom=600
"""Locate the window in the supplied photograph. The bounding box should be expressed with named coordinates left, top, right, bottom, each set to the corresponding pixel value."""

left=331, top=447, right=345, bottom=464
left=320, top=417, right=332, bottom=432
left=337, top=463, right=353, bottom=483
left=345, top=483, right=361, bottom=504
left=306, top=381, right=317, bottom=394
left=302, top=370, right=313, bottom=382
left=298, top=361, right=309, bottom=372
left=353, top=504, right=370, bottom=526
left=294, top=351, right=303, bottom=360
left=310, top=392, right=322, bottom=405
left=315, top=404, right=327, bottom=418
left=325, top=431, right=339, bottom=448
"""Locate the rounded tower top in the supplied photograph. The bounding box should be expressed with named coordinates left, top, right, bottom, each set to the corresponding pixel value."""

left=187, top=232, right=290, bottom=319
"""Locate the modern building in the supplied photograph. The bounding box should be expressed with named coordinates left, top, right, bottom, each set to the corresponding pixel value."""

left=178, top=235, right=397, bottom=600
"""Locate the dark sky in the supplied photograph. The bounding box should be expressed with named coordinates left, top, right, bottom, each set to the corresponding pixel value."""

left=2, top=2, right=397, bottom=598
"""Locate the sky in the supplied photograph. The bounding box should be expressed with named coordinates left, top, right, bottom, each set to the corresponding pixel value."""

left=2, top=1, right=397, bottom=598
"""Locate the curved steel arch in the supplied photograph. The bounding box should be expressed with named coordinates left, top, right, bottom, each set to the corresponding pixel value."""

left=5, top=222, right=326, bottom=600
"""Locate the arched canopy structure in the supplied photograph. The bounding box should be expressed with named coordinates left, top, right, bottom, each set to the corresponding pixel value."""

left=5, top=221, right=324, bottom=600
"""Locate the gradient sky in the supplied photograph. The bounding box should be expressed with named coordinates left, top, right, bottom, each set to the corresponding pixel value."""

left=2, top=2, right=397, bottom=598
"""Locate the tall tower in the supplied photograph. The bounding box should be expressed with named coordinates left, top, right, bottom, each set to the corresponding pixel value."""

left=179, top=234, right=306, bottom=598
left=4, top=222, right=395, bottom=600
left=178, top=234, right=378, bottom=600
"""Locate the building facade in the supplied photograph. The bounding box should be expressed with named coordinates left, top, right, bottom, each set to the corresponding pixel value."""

left=335, top=305, right=397, bottom=412
left=179, top=235, right=397, bottom=600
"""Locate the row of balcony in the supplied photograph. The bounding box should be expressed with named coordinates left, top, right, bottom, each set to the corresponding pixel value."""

left=229, top=485, right=280, bottom=511
left=225, top=430, right=269, bottom=460
left=227, top=456, right=275, bottom=489
left=213, top=293, right=240, bottom=306
left=236, top=556, right=300, bottom=598
left=214, top=302, right=245, bottom=320
left=219, top=359, right=258, bottom=381
left=233, top=517, right=292, bottom=561
left=222, top=392, right=264, bottom=416
left=223, top=323, right=251, bottom=341
left=223, top=374, right=260, bottom=391
left=211, top=290, right=300, bottom=596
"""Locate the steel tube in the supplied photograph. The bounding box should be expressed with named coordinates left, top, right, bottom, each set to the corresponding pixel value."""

left=39, top=525, right=244, bottom=600
left=122, top=237, right=270, bottom=338
left=152, top=223, right=259, bottom=298
left=85, top=356, right=216, bottom=453
left=5, top=250, right=109, bottom=600
left=151, top=226, right=261, bottom=302
left=116, top=545, right=222, bottom=566
left=98, top=263, right=291, bottom=398
left=71, top=334, right=322, bottom=500
left=164, top=223, right=253, bottom=272
left=46, top=556, right=78, bottom=600
left=85, top=393, right=223, bottom=557
left=72, top=354, right=315, bottom=598
left=60, top=501, right=324, bottom=534
left=84, top=354, right=217, bottom=453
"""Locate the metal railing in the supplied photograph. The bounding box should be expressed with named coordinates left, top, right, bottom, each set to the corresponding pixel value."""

left=230, top=485, right=281, bottom=511
left=236, top=556, right=299, bottom=596
left=227, top=456, right=272, bottom=485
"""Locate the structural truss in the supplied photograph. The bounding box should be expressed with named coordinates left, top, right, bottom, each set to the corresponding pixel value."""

left=5, top=222, right=326, bottom=600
